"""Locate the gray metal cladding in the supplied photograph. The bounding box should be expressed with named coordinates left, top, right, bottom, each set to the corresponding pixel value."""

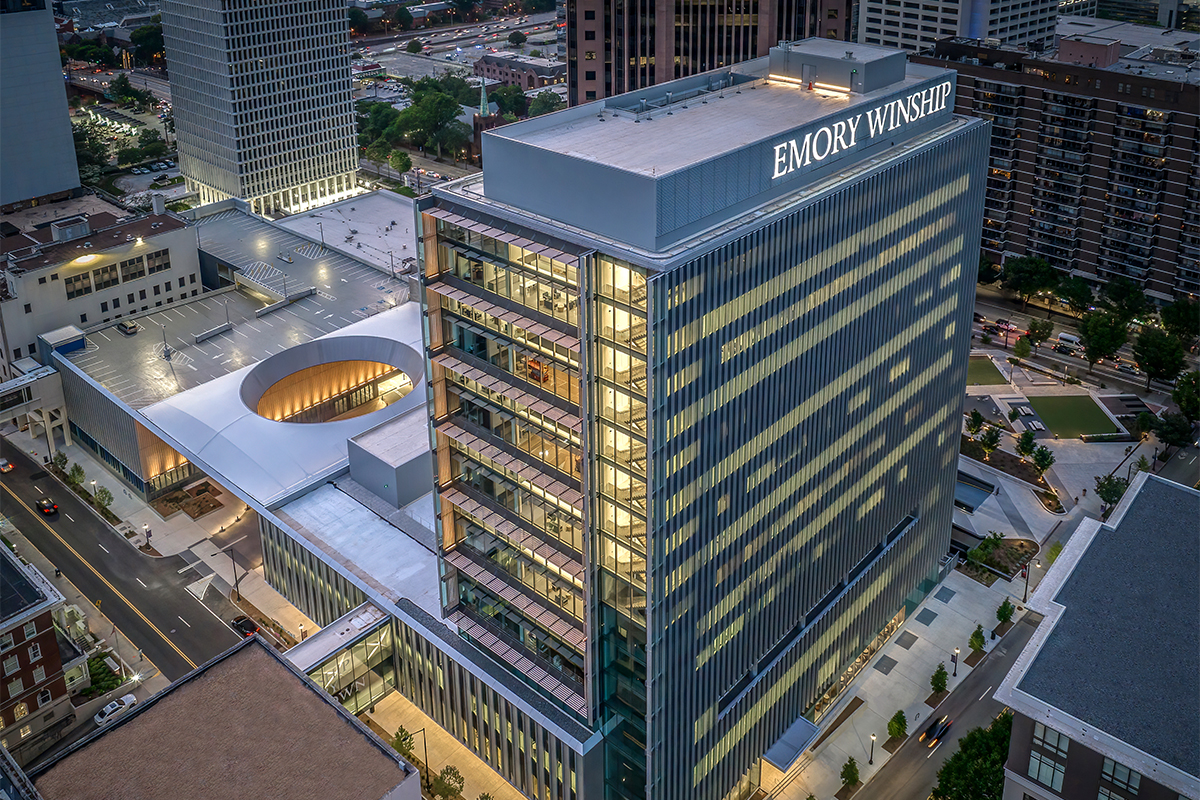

left=54, top=357, right=142, bottom=476
left=642, top=118, right=989, bottom=800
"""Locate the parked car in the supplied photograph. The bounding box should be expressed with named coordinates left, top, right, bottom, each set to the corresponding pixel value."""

left=0, top=458, right=12, bottom=473
left=36, top=497, right=58, bottom=515
left=230, top=615, right=259, bottom=637
left=920, top=715, right=953, bottom=748
left=94, top=694, right=138, bottom=727
left=116, top=320, right=138, bottom=335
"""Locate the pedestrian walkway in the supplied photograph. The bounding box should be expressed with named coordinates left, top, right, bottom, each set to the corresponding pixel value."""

left=767, top=567, right=1045, bottom=800
left=2, top=426, right=317, bottom=643
left=363, top=691, right=525, bottom=800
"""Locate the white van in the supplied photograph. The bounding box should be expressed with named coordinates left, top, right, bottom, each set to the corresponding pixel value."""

left=1057, top=332, right=1081, bottom=347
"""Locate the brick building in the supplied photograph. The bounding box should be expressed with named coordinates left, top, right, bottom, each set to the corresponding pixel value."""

left=0, top=547, right=87, bottom=767
left=473, top=53, right=565, bottom=91
left=911, top=19, right=1200, bottom=303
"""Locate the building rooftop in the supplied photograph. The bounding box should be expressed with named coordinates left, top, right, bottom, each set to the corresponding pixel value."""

left=0, top=548, right=49, bottom=627
left=0, top=194, right=127, bottom=237
left=1056, top=15, right=1200, bottom=52
left=351, top=405, right=430, bottom=467
left=273, top=190, right=419, bottom=277
left=30, top=637, right=417, bottom=800
left=3, top=213, right=185, bottom=272
left=278, top=483, right=443, bottom=622
left=1003, top=475, right=1199, bottom=788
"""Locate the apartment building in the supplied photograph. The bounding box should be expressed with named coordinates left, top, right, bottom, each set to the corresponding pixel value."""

left=995, top=474, right=1199, bottom=800
left=420, top=39, right=986, bottom=800
left=160, top=0, right=359, bottom=215
left=912, top=20, right=1200, bottom=301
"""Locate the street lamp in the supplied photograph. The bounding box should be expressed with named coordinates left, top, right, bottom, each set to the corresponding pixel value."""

left=953, top=647, right=960, bottom=677
left=869, top=732, right=876, bottom=765
left=411, top=727, right=431, bottom=790
left=1023, top=559, right=1042, bottom=603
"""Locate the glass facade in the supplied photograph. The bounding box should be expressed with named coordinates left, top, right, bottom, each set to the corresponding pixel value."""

left=307, top=620, right=396, bottom=715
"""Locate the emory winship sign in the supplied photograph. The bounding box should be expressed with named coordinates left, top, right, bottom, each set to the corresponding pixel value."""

left=771, top=81, right=954, bottom=180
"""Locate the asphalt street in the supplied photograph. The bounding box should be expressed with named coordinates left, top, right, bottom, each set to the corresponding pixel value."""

left=853, top=614, right=1041, bottom=800
left=0, top=442, right=241, bottom=681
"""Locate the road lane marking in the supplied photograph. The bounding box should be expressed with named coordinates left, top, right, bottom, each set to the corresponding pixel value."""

left=0, top=484, right=197, bottom=670
left=98, top=544, right=109, bottom=553
left=137, top=578, right=148, bottom=588
left=979, top=685, right=993, bottom=701
left=65, top=514, right=74, bottom=522
left=178, top=616, right=191, bottom=627
left=928, top=745, right=942, bottom=759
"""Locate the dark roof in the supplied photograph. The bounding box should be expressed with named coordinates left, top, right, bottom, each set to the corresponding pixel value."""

left=4, top=214, right=187, bottom=273
left=30, top=637, right=414, bottom=800
left=1019, top=477, right=1200, bottom=775
left=0, top=549, right=47, bottom=626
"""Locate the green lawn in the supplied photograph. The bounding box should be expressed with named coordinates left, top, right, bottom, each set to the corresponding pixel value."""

left=967, top=357, right=1008, bottom=386
left=1027, top=395, right=1119, bottom=439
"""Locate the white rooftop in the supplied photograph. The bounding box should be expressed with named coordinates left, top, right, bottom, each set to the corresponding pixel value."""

left=274, top=190, right=419, bottom=276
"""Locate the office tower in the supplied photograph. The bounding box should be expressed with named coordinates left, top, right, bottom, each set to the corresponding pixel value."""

left=912, top=22, right=1200, bottom=301
left=1095, top=0, right=1198, bottom=28
left=566, top=0, right=820, bottom=103
left=995, top=473, right=1199, bottom=800
left=0, top=0, right=80, bottom=211
left=160, top=0, right=358, bottom=215
left=858, top=0, right=1057, bottom=52
left=420, top=39, right=987, bottom=800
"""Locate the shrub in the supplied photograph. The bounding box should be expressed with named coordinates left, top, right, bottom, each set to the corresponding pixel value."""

left=969, top=623, right=986, bottom=653
left=931, top=662, right=949, bottom=694
left=841, top=756, right=860, bottom=788
left=888, top=709, right=908, bottom=739
left=67, top=463, right=85, bottom=486
left=996, top=598, right=1015, bottom=625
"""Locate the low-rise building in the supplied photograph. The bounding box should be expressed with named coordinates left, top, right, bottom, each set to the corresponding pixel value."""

left=28, top=636, right=421, bottom=800
left=0, top=198, right=202, bottom=382
left=0, top=547, right=88, bottom=768
left=995, top=473, right=1199, bottom=800
left=473, top=53, right=566, bottom=91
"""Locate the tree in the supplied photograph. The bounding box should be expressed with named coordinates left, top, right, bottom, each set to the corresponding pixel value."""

left=67, top=463, right=85, bottom=487
left=432, top=765, right=465, bottom=800
left=1099, top=275, right=1148, bottom=324
left=1015, top=429, right=1036, bottom=461
left=1154, top=411, right=1194, bottom=451
left=1078, top=310, right=1127, bottom=373
left=52, top=451, right=69, bottom=473
left=888, top=709, right=908, bottom=740
left=1132, top=455, right=1151, bottom=475
left=450, top=0, right=476, bottom=20
left=1094, top=473, right=1128, bottom=508
left=1031, top=446, right=1055, bottom=481
left=1013, top=337, right=1031, bottom=361
left=528, top=89, right=566, bottom=116
left=365, top=138, right=391, bottom=175
left=117, top=147, right=144, bottom=165
left=1133, top=327, right=1186, bottom=390
left=966, top=409, right=985, bottom=437
left=507, top=29, right=527, bottom=45
left=840, top=756, right=860, bottom=788
left=141, top=140, right=169, bottom=159
left=978, top=426, right=1002, bottom=460
left=130, top=19, right=164, bottom=65
left=1057, top=276, right=1094, bottom=319
left=477, top=795, right=494, bottom=800
left=431, top=119, right=472, bottom=162
left=400, top=92, right=462, bottom=156
left=407, top=38, right=425, bottom=53
left=996, top=598, right=1015, bottom=625
left=73, top=119, right=111, bottom=183
left=389, top=150, right=412, bottom=176
left=138, top=127, right=163, bottom=147
left=92, top=485, right=114, bottom=511
left=1136, top=411, right=1158, bottom=439
left=1000, top=256, right=1058, bottom=312
left=931, top=663, right=949, bottom=694
left=1160, top=298, right=1199, bottom=347
left=969, top=623, right=986, bottom=654
left=1026, top=319, right=1054, bottom=347
left=490, top=84, right=528, bottom=117
left=391, top=726, right=415, bottom=759
left=930, top=712, right=1012, bottom=800
left=391, top=6, right=414, bottom=29
left=1173, top=371, right=1200, bottom=422
left=977, top=255, right=1000, bottom=285
left=348, top=7, right=372, bottom=33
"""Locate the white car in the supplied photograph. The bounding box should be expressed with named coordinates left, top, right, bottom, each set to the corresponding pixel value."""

left=94, top=694, right=138, bottom=727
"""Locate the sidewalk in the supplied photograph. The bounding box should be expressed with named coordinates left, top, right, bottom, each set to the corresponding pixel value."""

left=2, top=426, right=318, bottom=644
left=1, top=523, right=170, bottom=701
left=768, top=567, right=1046, bottom=800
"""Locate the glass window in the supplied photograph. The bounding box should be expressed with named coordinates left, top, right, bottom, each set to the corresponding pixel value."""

left=2, top=656, right=17, bottom=676
left=1033, top=722, right=1070, bottom=757
left=1102, top=757, right=1141, bottom=793
left=65, top=272, right=92, bottom=299
left=1028, top=751, right=1065, bottom=791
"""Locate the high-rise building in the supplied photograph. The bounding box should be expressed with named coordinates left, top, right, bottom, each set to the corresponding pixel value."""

left=858, top=0, right=1057, bottom=52
left=160, top=0, right=359, bottom=215
left=995, top=473, right=1199, bottom=800
left=420, top=39, right=987, bottom=800
left=566, top=0, right=836, bottom=103
left=0, top=0, right=80, bottom=212
left=912, top=21, right=1200, bottom=301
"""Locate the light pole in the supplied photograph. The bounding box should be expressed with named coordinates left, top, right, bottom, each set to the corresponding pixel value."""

left=223, top=544, right=242, bottom=601
left=1023, top=559, right=1042, bottom=603
left=411, top=727, right=431, bottom=789
left=317, top=221, right=324, bottom=251
left=869, top=732, right=876, bottom=765
left=953, top=647, right=959, bottom=677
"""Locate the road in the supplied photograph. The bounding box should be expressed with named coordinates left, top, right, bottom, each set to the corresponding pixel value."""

left=0, top=442, right=240, bottom=682
left=854, top=614, right=1041, bottom=800
left=1155, top=440, right=1200, bottom=488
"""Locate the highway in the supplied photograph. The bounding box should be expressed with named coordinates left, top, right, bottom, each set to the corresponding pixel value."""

left=0, top=442, right=240, bottom=682
left=854, top=614, right=1041, bottom=800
